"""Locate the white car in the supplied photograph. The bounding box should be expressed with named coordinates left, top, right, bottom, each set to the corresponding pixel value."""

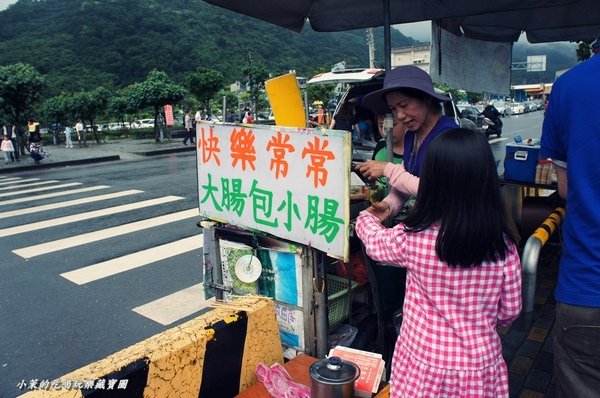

left=510, top=102, right=525, bottom=115
left=490, top=100, right=512, bottom=117
left=131, top=119, right=155, bottom=129
left=108, top=122, right=130, bottom=131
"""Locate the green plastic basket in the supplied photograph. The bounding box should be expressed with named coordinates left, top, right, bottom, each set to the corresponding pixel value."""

left=327, top=274, right=358, bottom=327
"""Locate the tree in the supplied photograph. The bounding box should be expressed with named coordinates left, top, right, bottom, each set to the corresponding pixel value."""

left=0, top=63, right=46, bottom=155
left=127, top=70, right=186, bottom=142
left=107, top=88, right=138, bottom=127
left=41, top=94, right=71, bottom=144
left=187, top=68, right=224, bottom=113
left=241, top=62, right=270, bottom=112
left=69, top=87, right=112, bottom=145
left=575, top=40, right=594, bottom=61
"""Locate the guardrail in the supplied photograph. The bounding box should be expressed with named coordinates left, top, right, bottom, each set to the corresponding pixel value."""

left=521, top=207, right=565, bottom=312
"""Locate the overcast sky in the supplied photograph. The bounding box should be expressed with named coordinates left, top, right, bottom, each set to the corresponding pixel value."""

left=0, top=0, right=15, bottom=11
left=395, top=21, right=432, bottom=42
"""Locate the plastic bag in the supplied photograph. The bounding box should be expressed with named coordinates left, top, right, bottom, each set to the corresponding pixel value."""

left=255, top=362, right=311, bottom=398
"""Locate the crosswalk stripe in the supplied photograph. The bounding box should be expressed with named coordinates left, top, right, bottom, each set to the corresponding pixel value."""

left=0, top=178, right=40, bottom=186
left=0, top=180, right=60, bottom=191
left=132, top=284, right=213, bottom=325
left=0, top=186, right=109, bottom=206
left=0, top=177, right=22, bottom=182
left=12, top=208, right=198, bottom=259
left=0, top=182, right=81, bottom=198
left=60, top=236, right=203, bottom=285
left=0, top=189, right=144, bottom=220
left=0, top=195, right=185, bottom=238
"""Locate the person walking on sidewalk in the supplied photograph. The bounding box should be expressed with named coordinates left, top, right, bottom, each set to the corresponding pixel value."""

left=183, top=110, right=194, bottom=145
left=2, top=122, right=19, bottom=162
left=75, top=120, right=84, bottom=147
left=63, top=126, right=74, bottom=148
left=2, top=134, right=15, bottom=164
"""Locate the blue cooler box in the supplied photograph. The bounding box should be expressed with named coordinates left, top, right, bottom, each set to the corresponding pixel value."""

left=504, top=142, right=540, bottom=183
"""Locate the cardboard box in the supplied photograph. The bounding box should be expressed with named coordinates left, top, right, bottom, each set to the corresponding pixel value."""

left=329, top=346, right=385, bottom=398
left=504, top=142, right=540, bottom=183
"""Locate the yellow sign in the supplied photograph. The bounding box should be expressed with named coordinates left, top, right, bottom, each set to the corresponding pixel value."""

left=265, top=73, right=306, bottom=128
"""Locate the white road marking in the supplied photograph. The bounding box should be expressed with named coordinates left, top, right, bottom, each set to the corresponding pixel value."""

left=0, top=186, right=109, bottom=206
left=132, top=284, right=213, bottom=325
left=0, top=177, right=22, bottom=182
left=0, top=178, right=40, bottom=186
left=0, top=195, right=184, bottom=237
left=61, top=236, right=203, bottom=285
left=0, top=180, right=59, bottom=191
left=0, top=183, right=81, bottom=198
left=0, top=190, right=143, bottom=219
left=12, top=208, right=198, bottom=258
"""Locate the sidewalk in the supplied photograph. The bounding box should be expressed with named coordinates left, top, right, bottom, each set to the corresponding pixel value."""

left=0, top=138, right=195, bottom=174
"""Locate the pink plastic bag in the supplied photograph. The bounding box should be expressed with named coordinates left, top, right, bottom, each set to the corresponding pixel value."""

left=255, top=362, right=311, bottom=398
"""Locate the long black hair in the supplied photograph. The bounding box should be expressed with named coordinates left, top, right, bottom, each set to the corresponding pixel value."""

left=403, top=128, right=515, bottom=267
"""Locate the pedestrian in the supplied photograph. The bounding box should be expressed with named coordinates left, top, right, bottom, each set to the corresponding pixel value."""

left=2, top=122, right=19, bottom=161
left=540, top=36, right=600, bottom=398
left=329, top=99, right=357, bottom=137
left=28, top=124, right=44, bottom=164
left=356, top=128, right=521, bottom=398
left=242, top=111, right=254, bottom=124
left=183, top=110, right=194, bottom=145
left=2, top=134, right=15, bottom=164
left=63, top=126, right=74, bottom=148
left=75, top=120, right=84, bottom=147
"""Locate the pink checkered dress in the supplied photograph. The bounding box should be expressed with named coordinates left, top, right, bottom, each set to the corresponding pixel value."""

left=356, top=213, right=522, bottom=398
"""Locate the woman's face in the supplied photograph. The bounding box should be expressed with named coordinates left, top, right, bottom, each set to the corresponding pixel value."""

left=385, top=91, right=428, bottom=132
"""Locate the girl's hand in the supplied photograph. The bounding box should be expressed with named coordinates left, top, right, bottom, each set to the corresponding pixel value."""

left=366, top=201, right=390, bottom=222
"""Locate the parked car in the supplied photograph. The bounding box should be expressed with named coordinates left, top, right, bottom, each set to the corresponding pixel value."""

left=131, top=119, right=155, bottom=129
left=490, top=100, right=512, bottom=117
left=108, top=122, right=130, bottom=131
left=510, top=102, right=525, bottom=115
left=459, top=106, right=485, bottom=129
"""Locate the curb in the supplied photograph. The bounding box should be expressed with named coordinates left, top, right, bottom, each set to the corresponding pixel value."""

left=134, top=146, right=196, bottom=156
left=0, top=155, right=121, bottom=174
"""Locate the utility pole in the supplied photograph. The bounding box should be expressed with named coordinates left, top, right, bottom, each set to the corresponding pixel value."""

left=367, top=28, right=375, bottom=68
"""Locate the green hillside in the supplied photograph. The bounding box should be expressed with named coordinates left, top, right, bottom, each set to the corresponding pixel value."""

left=0, top=0, right=418, bottom=95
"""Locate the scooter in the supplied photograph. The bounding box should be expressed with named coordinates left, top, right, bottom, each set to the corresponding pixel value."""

left=481, top=117, right=502, bottom=138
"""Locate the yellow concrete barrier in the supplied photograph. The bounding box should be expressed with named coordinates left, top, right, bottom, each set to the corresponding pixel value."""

left=20, top=296, right=283, bottom=397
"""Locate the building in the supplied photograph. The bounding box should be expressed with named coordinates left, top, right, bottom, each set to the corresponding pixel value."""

left=510, top=83, right=553, bottom=102
left=391, top=44, right=431, bottom=72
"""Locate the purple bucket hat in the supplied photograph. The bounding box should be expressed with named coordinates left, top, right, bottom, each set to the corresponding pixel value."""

left=362, top=65, right=449, bottom=114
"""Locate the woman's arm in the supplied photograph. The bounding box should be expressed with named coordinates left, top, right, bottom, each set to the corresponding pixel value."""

left=384, top=163, right=419, bottom=196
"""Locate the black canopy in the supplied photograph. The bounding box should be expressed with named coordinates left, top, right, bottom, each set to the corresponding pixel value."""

left=202, top=0, right=598, bottom=43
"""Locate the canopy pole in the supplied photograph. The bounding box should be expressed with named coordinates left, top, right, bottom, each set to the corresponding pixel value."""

left=383, top=0, right=391, bottom=72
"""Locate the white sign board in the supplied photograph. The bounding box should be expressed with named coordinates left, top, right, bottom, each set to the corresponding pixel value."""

left=197, top=123, right=351, bottom=260
left=527, top=55, right=547, bottom=72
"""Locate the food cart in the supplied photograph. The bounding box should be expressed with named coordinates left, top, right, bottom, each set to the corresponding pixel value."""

left=196, top=117, right=374, bottom=358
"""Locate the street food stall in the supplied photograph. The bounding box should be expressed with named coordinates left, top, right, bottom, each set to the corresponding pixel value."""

left=196, top=118, right=371, bottom=358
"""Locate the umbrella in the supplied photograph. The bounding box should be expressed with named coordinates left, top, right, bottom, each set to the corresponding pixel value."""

left=201, top=0, right=594, bottom=53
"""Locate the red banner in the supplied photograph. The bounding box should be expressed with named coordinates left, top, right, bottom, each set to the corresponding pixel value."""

left=163, top=104, right=175, bottom=126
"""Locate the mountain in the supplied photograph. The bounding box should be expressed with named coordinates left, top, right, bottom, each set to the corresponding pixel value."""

left=0, top=0, right=418, bottom=95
